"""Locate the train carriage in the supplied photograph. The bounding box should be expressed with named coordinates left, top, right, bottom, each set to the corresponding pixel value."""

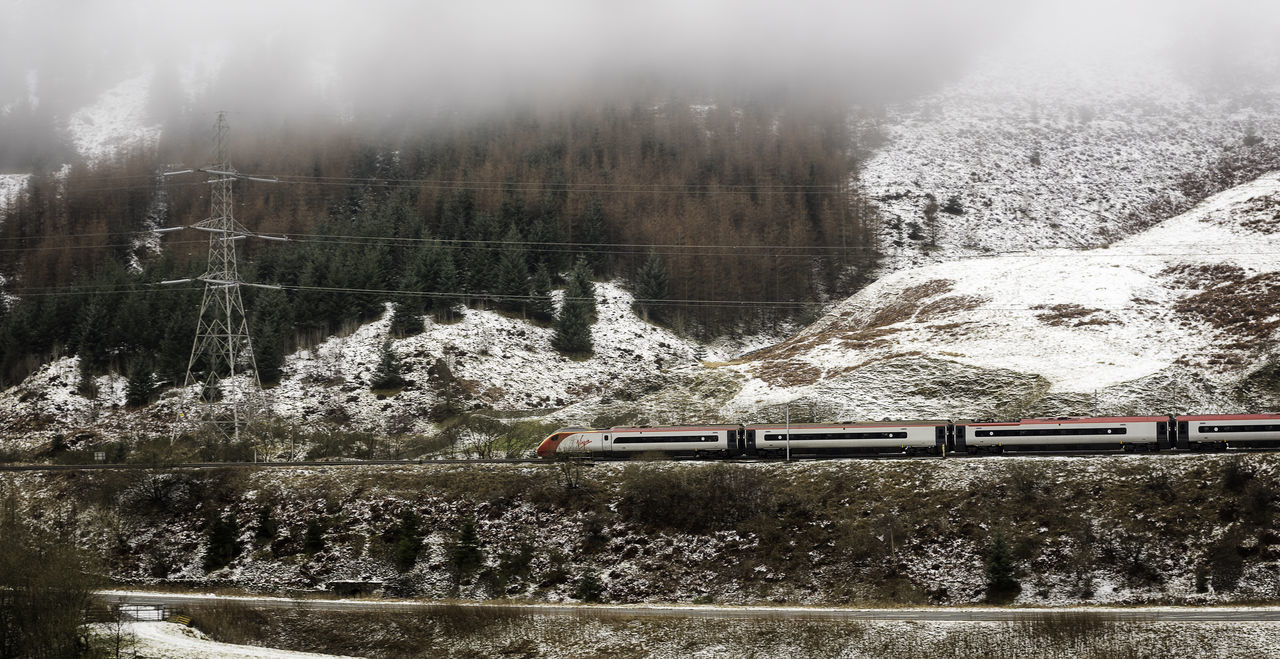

left=955, top=416, right=1168, bottom=453
left=744, top=421, right=947, bottom=457
left=536, top=425, right=739, bottom=459
left=1175, top=414, right=1280, bottom=450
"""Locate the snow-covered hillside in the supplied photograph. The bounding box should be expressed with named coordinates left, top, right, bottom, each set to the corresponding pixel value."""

left=0, top=282, right=715, bottom=448
left=68, top=72, right=162, bottom=164
left=861, top=10, right=1279, bottom=273
left=727, top=171, right=1280, bottom=420
left=0, top=173, right=27, bottom=212
left=5, top=174, right=1278, bottom=448
left=269, top=282, right=704, bottom=433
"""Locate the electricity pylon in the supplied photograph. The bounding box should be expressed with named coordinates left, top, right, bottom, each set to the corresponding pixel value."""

left=162, top=112, right=284, bottom=443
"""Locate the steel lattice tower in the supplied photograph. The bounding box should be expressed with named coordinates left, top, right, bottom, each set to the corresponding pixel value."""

left=169, top=112, right=275, bottom=442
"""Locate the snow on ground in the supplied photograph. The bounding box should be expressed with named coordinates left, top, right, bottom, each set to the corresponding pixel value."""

left=98, top=622, right=352, bottom=659
left=270, top=281, right=703, bottom=433
left=0, top=173, right=27, bottom=214
left=860, top=4, right=1279, bottom=274
left=68, top=71, right=161, bottom=164
left=729, top=172, right=1280, bottom=418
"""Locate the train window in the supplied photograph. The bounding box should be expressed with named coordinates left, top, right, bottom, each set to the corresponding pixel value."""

left=612, top=435, right=720, bottom=444
left=1198, top=424, right=1280, bottom=433
left=975, top=427, right=1128, bottom=438
left=763, top=431, right=907, bottom=441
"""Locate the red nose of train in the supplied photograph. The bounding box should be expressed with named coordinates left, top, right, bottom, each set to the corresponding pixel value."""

left=536, top=431, right=573, bottom=458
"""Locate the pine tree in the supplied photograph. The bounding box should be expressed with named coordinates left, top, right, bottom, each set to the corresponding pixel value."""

left=157, top=314, right=191, bottom=388
left=495, top=224, right=530, bottom=314
left=387, top=303, right=422, bottom=339
left=370, top=339, right=406, bottom=391
left=552, top=298, right=593, bottom=356
left=72, top=300, right=110, bottom=375
left=432, top=248, right=460, bottom=322
left=124, top=361, right=157, bottom=408
left=529, top=262, right=555, bottom=323
left=633, top=250, right=669, bottom=322
left=254, top=318, right=285, bottom=386
left=578, top=196, right=607, bottom=273
left=553, top=258, right=595, bottom=356
left=76, top=356, right=99, bottom=399
left=565, top=256, right=597, bottom=322
left=923, top=193, right=940, bottom=249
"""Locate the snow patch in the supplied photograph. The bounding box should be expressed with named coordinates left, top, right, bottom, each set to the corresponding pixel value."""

left=68, top=72, right=162, bottom=164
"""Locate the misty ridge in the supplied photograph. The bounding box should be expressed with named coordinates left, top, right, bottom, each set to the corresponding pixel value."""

left=0, top=0, right=1276, bottom=158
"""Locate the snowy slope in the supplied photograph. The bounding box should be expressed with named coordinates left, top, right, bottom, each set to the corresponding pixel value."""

left=67, top=72, right=162, bottom=164
left=0, top=282, right=710, bottom=447
left=270, top=282, right=703, bottom=433
left=728, top=171, right=1280, bottom=420
left=0, top=173, right=27, bottom=213
left=861, top=17, right=1279, bottom=273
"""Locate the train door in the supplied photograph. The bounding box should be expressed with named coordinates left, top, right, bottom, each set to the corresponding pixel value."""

left=953, top=425, right=967, bottom=453
left=745, top=429, right=757, bottom=456
left=935, top=425, right=946, bottom=455
left=1156, top=421, right=1169, bottom=450
left=1176, top=421, right=1189, bottom=450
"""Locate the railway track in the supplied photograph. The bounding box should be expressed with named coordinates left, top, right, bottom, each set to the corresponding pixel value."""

left=96, top=589, right=1280, bottom=623
left=0, top=449, right=1268, bottom=472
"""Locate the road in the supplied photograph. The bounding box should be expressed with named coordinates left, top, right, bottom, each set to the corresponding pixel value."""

left=98, top=590, right=1280, bottom=623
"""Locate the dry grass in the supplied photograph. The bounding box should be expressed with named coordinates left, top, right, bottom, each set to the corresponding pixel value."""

left=1160, top=263, right=1247, bottom=290
left=1174, top=271, right=1280, bottom=352
left=1031, top=304, right=1118, bottom=327
left=178, top=604, right=1267, bottom=659
left=917, top=294, right=989, bottom=321
left=865, top=279, right=955, bottom=328
left=1238, top=193, right=1280, bottom=234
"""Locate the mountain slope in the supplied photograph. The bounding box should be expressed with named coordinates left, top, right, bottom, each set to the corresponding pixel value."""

left=727, top=171, right=1280, bottom=420
left=860, top=13, right=1280, bottom=273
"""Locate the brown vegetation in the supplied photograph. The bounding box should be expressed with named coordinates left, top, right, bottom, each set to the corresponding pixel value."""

left=1174, top=271, right=1280, bottom=352
left=916, top=294, right=989, bottom=322
left=1031, top=304, right=1118, bottom=327
left=1238, top=193, right=1280, bottom=234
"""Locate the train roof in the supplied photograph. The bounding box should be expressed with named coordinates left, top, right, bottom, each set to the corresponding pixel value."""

left=960, top=416, right=1167, bottom=426
left=746, top=420, right=948, bottom=429
left=607, top=425, right=740, bottom=432
left=1177, top=413, right=1280, bottom=422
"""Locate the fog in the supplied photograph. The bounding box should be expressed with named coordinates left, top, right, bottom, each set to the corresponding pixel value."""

left=1, top=0, right=1278, bottom=126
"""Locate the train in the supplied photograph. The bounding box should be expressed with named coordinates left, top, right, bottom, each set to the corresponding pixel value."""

left=535, top=413, right=1280, bottom=459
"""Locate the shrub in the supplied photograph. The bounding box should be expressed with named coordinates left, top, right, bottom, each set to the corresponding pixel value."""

left=574, top=567, right=603, bottom=603
left=392, top=509, right=423, bottom=572
left=985, top=531, right=1020, bottom=601
left=615, top=464, right=769, bottom=533
left=0, top=529, right=96, bottom=658
left=1208, top=527, right=1245, bottom=592
left=203, top=515, right=240, bottom=572
left=451, top=518, right=484, bottom=576
left=254, top=505, right=278, bottom=543
left=1222, top=456, right=1253, bottom=493
left=303, top=518, right=327, bottom=554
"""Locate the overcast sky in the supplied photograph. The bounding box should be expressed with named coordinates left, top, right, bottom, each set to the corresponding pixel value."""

left=2, top=0, right=1277, bottom=119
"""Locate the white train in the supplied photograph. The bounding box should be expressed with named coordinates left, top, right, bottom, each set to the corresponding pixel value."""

left=536, top=414, right=1280, bottom=459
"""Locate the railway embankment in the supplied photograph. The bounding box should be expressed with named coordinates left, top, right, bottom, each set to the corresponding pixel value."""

left=2, top=454, right=1278, bottom=607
